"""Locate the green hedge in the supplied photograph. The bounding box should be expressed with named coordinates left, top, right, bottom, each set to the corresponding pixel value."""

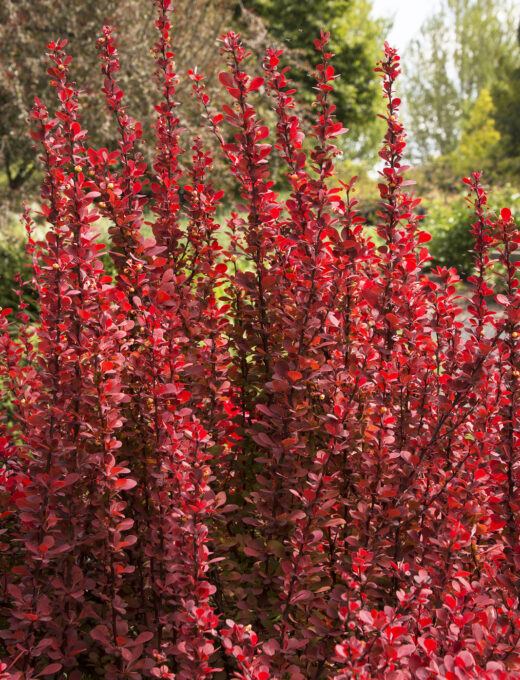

left=424, top=184, right=520, bottom=278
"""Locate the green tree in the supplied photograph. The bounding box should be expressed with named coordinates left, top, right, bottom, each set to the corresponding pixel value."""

left=404, top=0, right=519, bottom=164
left=0, top=0, right=237, bottom=208
left=246, top=0, right=388, bottom=156
left=492, top=23, right=520, bottom=177
left=0, top=0, right=387, bottom=211
left=451, top=88, right=501, bottom=179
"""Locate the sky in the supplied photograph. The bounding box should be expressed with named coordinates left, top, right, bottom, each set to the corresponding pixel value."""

left=370, top=0, right=441, bottom=55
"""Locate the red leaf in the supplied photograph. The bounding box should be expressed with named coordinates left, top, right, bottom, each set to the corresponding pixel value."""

left=157, top=290, right=172, bottom=303
left=291, top=589, right=313, bottom=604
left=115, top=478, right=137, bottom=490
left=118, top=535, right=138, bottom=548
left=133, top=631, right=154, bottom=645
left=256, top=125, right=269, bottom=141
left=263, top=638, right=280, bottom=656
left=417, top=231, right=431, bottom=244
left=385, top=313, right=400, bottom=328
left=421, top=637, right=437, bottom=653
left=116, top=518, right=134, bottom=531
left=78, top=309, right=91, bottom=321
left=248, top=76, right=264, bottom=91
left=335, top=643, right=348, bottom=659
left=218, top=71, right=234, bottom=89
left=39, top=664, right=63, bottom=676
left=444, top=594, right=456, bottom=611
left=90, top=625, right=110, bottom=643
left=455, top=651, right=475, bottom=668
left=254, top=432, right=273, bottom=448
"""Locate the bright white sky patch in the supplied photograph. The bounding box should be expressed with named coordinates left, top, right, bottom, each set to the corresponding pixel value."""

left=371, top=0, right=441, bottom=55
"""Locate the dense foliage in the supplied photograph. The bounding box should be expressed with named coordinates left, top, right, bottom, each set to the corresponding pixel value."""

left=1, top=1, right=520, bottom=678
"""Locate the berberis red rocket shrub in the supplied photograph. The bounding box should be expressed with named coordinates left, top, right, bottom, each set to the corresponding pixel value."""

left=1, top=1, right=520, bottom=678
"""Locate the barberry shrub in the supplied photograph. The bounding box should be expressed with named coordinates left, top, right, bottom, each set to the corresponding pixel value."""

left=1, top=1, right=520, bottom=678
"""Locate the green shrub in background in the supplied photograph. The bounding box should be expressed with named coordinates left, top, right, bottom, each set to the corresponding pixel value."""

left=0, top=229, right=36, bottom=316
left=0, top=219, right=118, bottom=319
left=424, top=184, right=520, bottom=278
left=423, top=196, right=476, bottom=278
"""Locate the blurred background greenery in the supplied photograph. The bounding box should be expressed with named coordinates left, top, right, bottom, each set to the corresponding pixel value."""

left=1, top=0, right=519, bottom=312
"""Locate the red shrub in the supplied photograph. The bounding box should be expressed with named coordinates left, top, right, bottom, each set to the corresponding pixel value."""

left=1, top=2, right=520, bottom=678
